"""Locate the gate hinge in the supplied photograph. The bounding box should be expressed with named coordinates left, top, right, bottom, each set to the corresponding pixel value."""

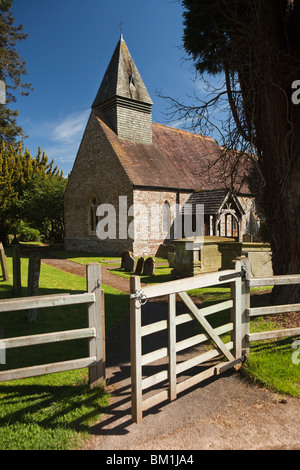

left=130, top=290, right=148, bottom=307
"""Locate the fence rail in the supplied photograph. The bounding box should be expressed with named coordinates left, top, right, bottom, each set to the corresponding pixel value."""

left=245, top=272, right=300, bottom=345
left=0, top=263, right=105, bottom=388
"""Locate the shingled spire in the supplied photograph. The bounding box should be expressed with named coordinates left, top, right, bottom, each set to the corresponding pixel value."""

left=92, top=35, right=153, bottom=144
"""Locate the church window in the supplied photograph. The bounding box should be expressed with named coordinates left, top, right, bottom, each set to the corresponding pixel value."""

left=89, top=195, right=98, bottom=233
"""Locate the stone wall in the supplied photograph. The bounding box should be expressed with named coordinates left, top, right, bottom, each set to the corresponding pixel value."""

left=132, top=189, right=190, bottom=257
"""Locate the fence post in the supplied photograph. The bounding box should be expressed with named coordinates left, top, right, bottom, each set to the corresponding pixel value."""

left=13, top=246, right=22, bottom=297
left=27, top=253, right=41, bottom=322
left=87, top=263, right=105, bottom=389
left=240, top=257, right=251, bottom=357
left=231, top=259, right=243, bottom=361
left=130, top=275, right=143, bottom=424
left=0, top=243, right=9, bottom=282
left=168, top=293, right=177, bottom=401
left=231, top=257, right=251, bottom=362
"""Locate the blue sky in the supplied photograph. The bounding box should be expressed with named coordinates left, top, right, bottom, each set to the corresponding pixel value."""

left=10, top=0, right=216, bottom=176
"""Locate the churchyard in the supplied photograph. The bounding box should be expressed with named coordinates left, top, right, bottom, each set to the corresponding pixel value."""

left=0, top=245, right=299, bottom=449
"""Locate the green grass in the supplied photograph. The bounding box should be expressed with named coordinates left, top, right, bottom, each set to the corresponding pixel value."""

left=0, top=249, right=129, bottom=450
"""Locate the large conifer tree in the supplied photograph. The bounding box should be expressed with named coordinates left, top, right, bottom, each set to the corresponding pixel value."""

left=180, top=0, right=300, bottom=302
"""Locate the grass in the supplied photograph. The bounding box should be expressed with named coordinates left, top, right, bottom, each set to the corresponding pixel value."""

left=0, top=248, right=129, bottom=450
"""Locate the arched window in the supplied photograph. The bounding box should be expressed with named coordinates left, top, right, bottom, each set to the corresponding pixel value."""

left=89, top=195, right=98, bottom=233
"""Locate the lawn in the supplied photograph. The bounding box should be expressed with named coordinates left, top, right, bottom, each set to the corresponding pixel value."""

left=0, top=248, right=129, bottom=450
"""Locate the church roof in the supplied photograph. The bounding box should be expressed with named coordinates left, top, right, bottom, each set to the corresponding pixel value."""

left=94, top=111, right=251, bottom=194
left=92, top=35, right=153, bottom=108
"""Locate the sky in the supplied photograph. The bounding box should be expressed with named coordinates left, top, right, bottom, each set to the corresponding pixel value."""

left=9, top=0, right=216, bottom=176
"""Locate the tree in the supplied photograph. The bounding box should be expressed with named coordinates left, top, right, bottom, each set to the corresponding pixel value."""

left=0, top=0, right=32, bottom=141
left=172, top=0, right=300, bottom=302
left=0, top=141, right=64, bottom=243
left=17, top=174, right=67, bottom=243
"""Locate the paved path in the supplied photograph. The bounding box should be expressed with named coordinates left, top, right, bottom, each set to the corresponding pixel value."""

left=41, top=256, right=300, bottom=450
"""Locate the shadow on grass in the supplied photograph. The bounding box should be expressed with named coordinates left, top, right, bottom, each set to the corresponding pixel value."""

left=0, top=380, right=109, bottom=450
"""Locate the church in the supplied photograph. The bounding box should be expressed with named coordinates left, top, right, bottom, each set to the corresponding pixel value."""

left=64, top=35, right=260, bottom=257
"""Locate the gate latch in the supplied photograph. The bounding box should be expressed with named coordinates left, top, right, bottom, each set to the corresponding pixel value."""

left=219, top=266, right=247, bottom=282
left=130, top=290, right=148, bottom=307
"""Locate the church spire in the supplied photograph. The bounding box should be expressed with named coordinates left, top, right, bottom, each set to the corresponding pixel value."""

left=92, top=36, right=153, bottom=144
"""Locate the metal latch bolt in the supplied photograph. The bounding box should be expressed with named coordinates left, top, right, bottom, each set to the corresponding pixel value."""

left=130, top=290, right=148, bottom=307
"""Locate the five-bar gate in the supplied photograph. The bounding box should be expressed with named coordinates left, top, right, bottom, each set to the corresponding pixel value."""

left=130, top=259, right=248, bottom=423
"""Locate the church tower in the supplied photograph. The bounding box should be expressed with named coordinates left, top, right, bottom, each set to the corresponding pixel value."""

left=92, top=35, right=153, bottom=144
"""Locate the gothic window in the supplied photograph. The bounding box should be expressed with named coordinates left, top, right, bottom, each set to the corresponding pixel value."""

left=89, top=195, right=98, bottom=233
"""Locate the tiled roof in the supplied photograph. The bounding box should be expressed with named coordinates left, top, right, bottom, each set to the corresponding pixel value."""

left=184, top=189, right=245, bottom=215
left=95, top=112, right=251, bottom=193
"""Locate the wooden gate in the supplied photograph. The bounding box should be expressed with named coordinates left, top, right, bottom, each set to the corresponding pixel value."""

left=130, top=259, right=248, bottom=423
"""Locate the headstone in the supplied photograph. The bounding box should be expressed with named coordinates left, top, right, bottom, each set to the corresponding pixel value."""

left=135, top=257, right=145, bottom=274
left=243, top=233, right=253, bottom=242
left=123, top=251, right=135, bottom=272
left=143, top=257, right=155, bottom=276
left=121, top=252, right=127, bottom=269
left=13, top=245, right=22, bottom=297
left=27, top=253, right=41, bottom=322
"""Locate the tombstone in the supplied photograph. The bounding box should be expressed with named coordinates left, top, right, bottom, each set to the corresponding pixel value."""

left=123, top=251, right=135, bottom=272
left=27, top=253, right=41, bottom=322
left=243, top=233, right=253, bottom=242
left=135, top=257, right=145, bottom=275
left=121, top=252, right=127, bottom=269
left=143, top=257, right=155, bottom=276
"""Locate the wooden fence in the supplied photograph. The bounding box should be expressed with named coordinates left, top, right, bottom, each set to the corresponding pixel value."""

left=0, top=263, right=105, bottom=389
left=245, top=271, right=300, bottom=347
left=130, top=257, right=300, bottom=423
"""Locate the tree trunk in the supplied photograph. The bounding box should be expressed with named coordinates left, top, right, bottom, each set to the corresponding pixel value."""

left=256, top=83, right=300, bottom=304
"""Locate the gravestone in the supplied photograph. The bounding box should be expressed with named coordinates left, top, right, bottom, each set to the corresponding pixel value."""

left=121, top=252, right=127, bottom=269
left=135, top=257, right=145, bottom=275
left=122, top=251, right=135, bottom=272
left=27, top=253, right=41, bottom=322
left=143, top=257, right=155, bottom=276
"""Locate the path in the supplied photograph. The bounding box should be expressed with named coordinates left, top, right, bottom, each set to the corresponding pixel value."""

left=41, top=255, right=300, bottom=450
left=41, top=257, right=131, bottom=293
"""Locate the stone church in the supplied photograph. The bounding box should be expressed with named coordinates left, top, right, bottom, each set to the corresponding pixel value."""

left=64, top=35, right=260, bottom=257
